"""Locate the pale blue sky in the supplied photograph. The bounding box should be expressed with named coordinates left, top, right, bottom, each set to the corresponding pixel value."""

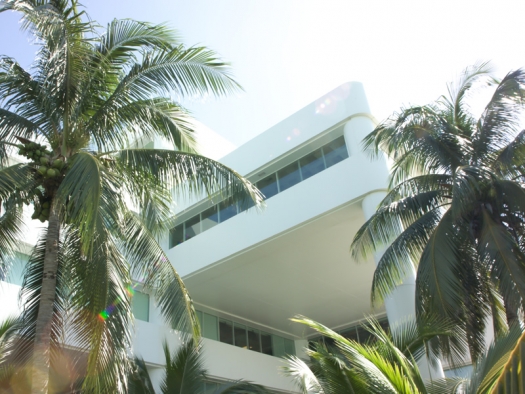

left=1, top=0, right=524, bottom=146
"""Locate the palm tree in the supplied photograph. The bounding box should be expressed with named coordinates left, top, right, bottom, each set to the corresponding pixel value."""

left=0, top=1, right=262, bottom=393
left=284, top=315, right=524, bottom=394
left=128, top=340, right=268, bottom=394
left=351, top=63, right=525, bottom=360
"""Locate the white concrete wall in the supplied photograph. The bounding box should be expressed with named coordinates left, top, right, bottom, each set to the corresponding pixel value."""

left=167, top=142, right=389, bottom=278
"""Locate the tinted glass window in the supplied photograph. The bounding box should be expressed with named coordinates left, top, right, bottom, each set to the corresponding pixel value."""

left=261, top=332, right=273, bottom=355
left=202, top=313, right=218, bottom=340
left=284, top=339, right=295, bottom=355
left=300, top=149, right=325, bottom=180
left=132, top=291, right=149, bottom=322
left=323, top=136, right=348, bottom=168
left=201, top=205, right=219, bottom=231
left=234, top=323, right=247, bottom=348
left=257, top=173, right=278, bottom=200
left=277, top=162, right=301, bottom=192
left=185, top=215, right=201, bottom=241
left=248, top=328, right=261, bottom=352
left=169, top=224, right=184, bottom=248
left=219, top=319, right=234, bottom=345
left=218, top=200, right=237, bottom=222
left=272, top=335, right=285, bottom=357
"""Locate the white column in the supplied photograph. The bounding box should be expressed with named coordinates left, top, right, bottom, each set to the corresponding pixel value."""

left=344, top=113, right=445, bottom=379
left=294, top=339, right=309, bottom=360
left=147, top=366, right=165, bottom=394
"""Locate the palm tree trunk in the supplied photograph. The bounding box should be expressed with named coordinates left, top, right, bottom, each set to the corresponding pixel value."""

left=31, top=205, right=60, bottom=394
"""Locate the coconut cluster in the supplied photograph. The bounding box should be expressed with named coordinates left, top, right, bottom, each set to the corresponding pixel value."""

left=18, top=141, right=66, bottom=222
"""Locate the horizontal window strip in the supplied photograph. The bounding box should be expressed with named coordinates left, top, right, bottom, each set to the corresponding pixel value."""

left=169, top=135, right=348, bottom=249
left=196, top=310, right=295, bottom=358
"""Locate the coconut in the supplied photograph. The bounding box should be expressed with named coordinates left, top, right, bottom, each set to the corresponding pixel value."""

left=52, top=159, right=64, bottom=169
left=38, top=166, right=48, bottom=176
left=41, top=209, right=50, bottom=217
left=46, top=168, right=57, bottom=178
left=40, top=157, right=49, bottom=165
left=42, top=202, right=50, bottom=209
left=38, top=215, right=46, bottom=223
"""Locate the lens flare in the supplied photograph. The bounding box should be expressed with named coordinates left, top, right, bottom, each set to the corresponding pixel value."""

left=98, top=284, right=137, bottom=321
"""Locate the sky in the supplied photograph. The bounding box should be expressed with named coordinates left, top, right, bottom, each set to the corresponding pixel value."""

left=1, top=0, right=525, bottom=147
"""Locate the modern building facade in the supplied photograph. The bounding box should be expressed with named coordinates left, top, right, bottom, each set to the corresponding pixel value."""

left=0, top=82, right=425, bottom=392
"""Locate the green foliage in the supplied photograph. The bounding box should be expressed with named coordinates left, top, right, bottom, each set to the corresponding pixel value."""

left=351, top=63, right=525, bottom=360
left=0, top=0, right=263, bottom=392
left=285, top=316, right=524, bottom=394
left=129, top=340, right=268, bottom=394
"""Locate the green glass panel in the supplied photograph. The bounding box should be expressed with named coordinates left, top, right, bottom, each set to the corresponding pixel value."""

left=132, top=291, right=149, bottom=322
left=272, top=335, right=285, bottom=357
left=4, top=252, right=28, bottom=286
left=202, top=313, right=218, bottom=340
left=284, top=338, right=295, bottom=355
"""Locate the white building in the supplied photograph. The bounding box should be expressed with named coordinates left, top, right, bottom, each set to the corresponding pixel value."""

left=1, top=82, right=426, bottom=392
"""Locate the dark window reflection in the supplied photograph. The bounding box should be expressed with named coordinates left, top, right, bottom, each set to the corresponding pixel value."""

left=323, top=136, right=348, bottom=168
left=218, top=200, right=237, bottom=223
left=257, top=173, right=278, bottom=200
left=219, top=319, right=234, bottom=345
left=261, top=331, right=273, bottom=355
left=300, top=149, right=325, bottom=180
left=185, top=215, right=201, bottom=241
left=277, top=162, right=301, bottom=192
left=248, top=328, right=261, bottom=352
left=201, top=206, right=219, bottom=231
left=234, top=323, right=247, bottom=348
left=169, top=224, right=184, bottom=248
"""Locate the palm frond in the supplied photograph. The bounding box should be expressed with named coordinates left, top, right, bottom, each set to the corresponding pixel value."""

left=479, top=210, right=525, bottom=311
left=0, top=198, right=25, bottom=281
left=160, top=340, right=205, bottom=394
left=56, top=152, right=104, bottom=256
left=113, top=149, right=263, bottom=211
left=416, top=209, right=464, bottom=322
left=473, top=69, right=525, bottom=164
left=282, top=355, right=325, bottom=394
left=444, top=61, right=495, bottom=134
left=370, top=208, right=442, bottom=304
left=114, top=211, right=200, bottom=339
left=212, top=380, right=269, bottom=394
left=128, top=356, right=156, bottom=394
left=98, top=19, right=178, bottom=65
left=465, top=324, right=523, bottom=394
left=13, top=232, right=66, bottom=368
left=61, top=226, right=133, bottom=393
